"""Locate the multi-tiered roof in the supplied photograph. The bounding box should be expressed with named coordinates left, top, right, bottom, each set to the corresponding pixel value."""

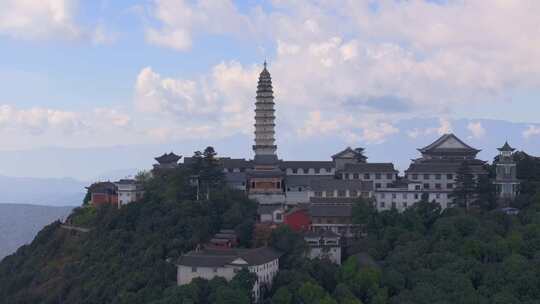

left=407, top=133, right=486, bottom=173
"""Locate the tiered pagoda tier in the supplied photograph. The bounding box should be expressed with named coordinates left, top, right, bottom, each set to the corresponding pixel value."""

left=248, top=62, right=285, bottom=204
left=253, top=61, right=278, bottom=165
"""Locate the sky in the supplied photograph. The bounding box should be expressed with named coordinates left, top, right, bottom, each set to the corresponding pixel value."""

left=1, top=0, right=540, bottom=180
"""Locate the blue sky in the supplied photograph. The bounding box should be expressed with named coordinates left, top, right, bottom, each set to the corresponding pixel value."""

left=0, top=0, right=540, bottom=179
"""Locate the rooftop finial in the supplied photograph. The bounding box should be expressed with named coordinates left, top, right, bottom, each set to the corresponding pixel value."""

left=263, top=60, right=267, bottom=69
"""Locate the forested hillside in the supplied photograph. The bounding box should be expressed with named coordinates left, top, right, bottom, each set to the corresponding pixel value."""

left=0, top=149, right=258, bottom=303
left=1, top=151, right=540, bottom=304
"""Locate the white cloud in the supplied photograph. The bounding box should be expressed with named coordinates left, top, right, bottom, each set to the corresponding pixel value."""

left=407, top=128, right=421, bottom=139
left=0, top=0, right=80, bottom=40
left=467, top=121, right=486, bottom=138
left=91, top=23, right=117, bottom=45
left=359, top=122, right=399, bottom=144
left=523, top=125, right=540, bottom=139
left=141, top=0, right=540, bottom=119
left=134, top=62, right=260, bottom=140
left=0, top=105, right=83, bottom=134
left=144, top=0, right=253, bottom=51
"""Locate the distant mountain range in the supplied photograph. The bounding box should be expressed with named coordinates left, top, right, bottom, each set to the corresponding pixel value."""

left=0, top=204, right=73, bottom=260
left=0, top=118, right=537, bottom=180
left=0, top=175, right=86, bottom=206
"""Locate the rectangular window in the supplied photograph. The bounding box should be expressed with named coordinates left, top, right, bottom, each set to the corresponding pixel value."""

left=364, top=173, right=370, bottom=180
left=387, top=173, right=393, bottom=179
left=402, top=193, right=408, bottom=199
left=424, top=183, right=430, bottom=189
left=350, top=190, right=358, bottom=197
left=315, top=168, right=320, bottom=174
left=344, top=173, right=350, bottom=179
left=447, top=174, right=453, bottom=180
left=392, top=193, right=397, bottom=199
left=315, top=191, right=323, bottom=197
left=375, top=173, right=381, bottom=179
left=415, top=185, right=421, bottom=190
left=447, top=183, right=454, bottom=189
left=435, top=174, right=441, bottom=180
left=412, top=174, right=418, bottom=180
left=414, top=193, right=419, bottom=199
left=380, top=193, right=385, bottom=199
left=192, top=267, right=197, bottom=272
left=380, top=202, right=385, bottom=208
left=326, top=168, right=331, bottom=173
left=403, top=202, right=408, bottom=208
left=424, top=174, right=430, bottom=179
left=435, top=183, right=441, bottom=189
left=326, top=190, right=334, bottom=197
left=375, top=183, right=381, bottom=189
left=353, top=173, right=359, bottom=179
left=391, top=202, right=396, bottom=209
left=436, top=193, right=440, bottom=199
left=292, top=168, right=298, bottom=174
left=338, top=190, right=346, bottom=197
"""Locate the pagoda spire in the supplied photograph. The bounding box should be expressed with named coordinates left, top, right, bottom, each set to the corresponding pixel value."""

left=253, top=62, right=277, bottom=159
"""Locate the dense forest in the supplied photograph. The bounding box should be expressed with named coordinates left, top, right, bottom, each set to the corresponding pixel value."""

left=1, top=150, right=540, bottom=304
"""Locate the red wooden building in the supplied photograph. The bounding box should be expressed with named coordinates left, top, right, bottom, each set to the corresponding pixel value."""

left=283, top=207, right=311, bottom=232
left=87, top=182, right=118, bottom=207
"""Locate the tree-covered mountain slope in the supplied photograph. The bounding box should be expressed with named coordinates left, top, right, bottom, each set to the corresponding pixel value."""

left=2, top=150, right=540, bottom=304
left=0, top=153, right=258, bottom=304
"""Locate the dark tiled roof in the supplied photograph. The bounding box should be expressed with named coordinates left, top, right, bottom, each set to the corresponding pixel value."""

left=284, top=206, right=308, bottom=216
left=177, top=247, right=280, bottom=267
left=247, top=169, right=285, bottom=178
left=498, top=141, right=515, bottom=152
left=155, top=152, right=182, bottom=164
left=221, top=158, right=252, bottom=168
left=254, top=154, right=279, bottom=165
left=224, top=172, right=247, bottom=183
left=115, top=179, right=136, bottom=185
left=332, top=147, right=366, bottom=160
left=310, top=179, right=373, bottom=191
left=87, top=182, right=117, bottom=193
left=309, top=204, right=353, bottom=217
left=286, top=175, right=332, bottom=187
left=304, top=230, right=340, bottom=239
left=214, top=233, right=236, bottom=240
left=257, top=204, right=282, bottom=215
left=405, top=162, right=488, bottom=173
left=419, top=133, right=480, bottom=153
left=281, top=161, right=334, bottom=169
left=309, top=197, right=358, bottom=204
left=343, top=163, right=397, bottom=172
left=219, top=229, right=236, bottom=234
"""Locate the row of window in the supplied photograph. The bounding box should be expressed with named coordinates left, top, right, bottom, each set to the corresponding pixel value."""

left=343, top=172, right=395, bottom=180
left=418, top=183, right=454, bottom=190
left=290, top=168, right=333, bottom=174
left=378, top=192, right=446, bottom=200
left=407, top=173, right=454, bottom=180
left=313, top=190, right=370, bottom=197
